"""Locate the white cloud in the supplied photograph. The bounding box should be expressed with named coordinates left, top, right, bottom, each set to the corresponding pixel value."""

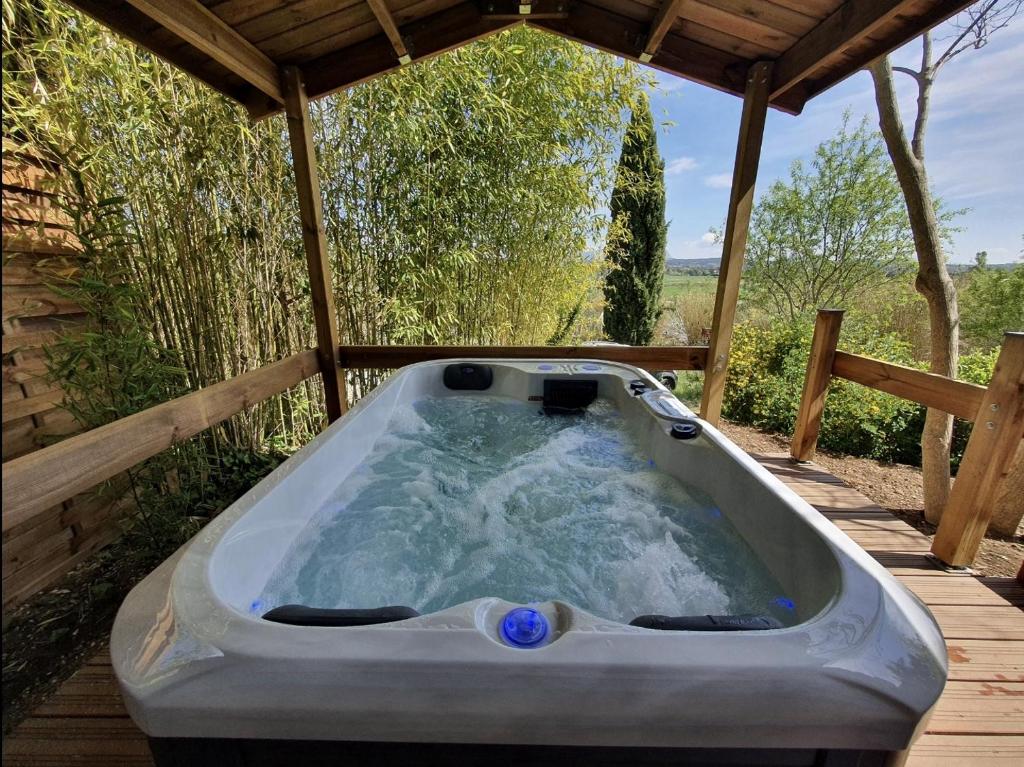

left=704, top=173, right=733, bottom=189
left=668, top=230, right=721, bottom=259
left=651, top=71, right=686, bottom=94
left=666, top=156, right=698, bottom=174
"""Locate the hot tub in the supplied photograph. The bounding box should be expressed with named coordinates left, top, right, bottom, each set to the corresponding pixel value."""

left=112, top=359, right=946, bottom=767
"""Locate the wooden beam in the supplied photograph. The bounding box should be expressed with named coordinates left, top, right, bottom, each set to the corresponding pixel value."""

left=791, top=309, right=844, bottom=462
left=248, top=3, right=803, bottom=118
left=121, top=0, right=283, bottom=103
left=699, top=61, right=772, bottom=425
left=832, top=352, right=987, bottom=423
left=338, top=344, right=709, bottom=370
left=771, top=0, right=908, bottom=99
left=280, top=4, right=518, bottom=115
left=931, top=333, right=1024, bottom=567
left=366, top=0, right=411, bottom=64
left=282, top=67, right=347, bottom=423
left=776, top=0, right=975, bottom=104
left=531, top=4, right=788, bottom=111
left=1, top=350, right=321, bottom=533
left=62, top=0, right=264, bottom=107
left=640, top=0, right=686, bottom=62
left=480, top=0, right=568, bottom=21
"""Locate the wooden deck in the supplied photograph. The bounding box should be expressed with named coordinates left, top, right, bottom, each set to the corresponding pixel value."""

left=3, top=453, right=1022, bottom=766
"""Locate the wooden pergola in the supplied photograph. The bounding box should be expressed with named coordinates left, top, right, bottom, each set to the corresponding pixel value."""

left=58, top=0, right=977, bottom=422
left=9, top=0, right=1016, bottom=572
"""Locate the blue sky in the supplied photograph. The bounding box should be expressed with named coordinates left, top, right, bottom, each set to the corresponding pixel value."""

left=646, top=17, right=1024, bottom=264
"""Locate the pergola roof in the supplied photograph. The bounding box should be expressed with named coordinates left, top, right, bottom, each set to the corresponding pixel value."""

left=66, top=0, right=972, bottom=118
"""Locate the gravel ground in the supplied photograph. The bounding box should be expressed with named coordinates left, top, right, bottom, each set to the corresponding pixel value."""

left=717, top=420, right=1023, bottom=578
left=1, top=543, right=153, bottom=735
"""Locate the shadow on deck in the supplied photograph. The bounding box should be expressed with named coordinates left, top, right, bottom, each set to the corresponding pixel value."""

left=3, top=453, right=1022, bottom=766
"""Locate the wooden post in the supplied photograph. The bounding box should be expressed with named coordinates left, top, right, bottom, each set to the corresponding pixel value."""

left=700, top=61, right=772, bottom=425
left=282, top=66, right=346, bottom=422
left=790, top=309, right=844, bottom=462
left=931, top=332, right=1024, bottom=567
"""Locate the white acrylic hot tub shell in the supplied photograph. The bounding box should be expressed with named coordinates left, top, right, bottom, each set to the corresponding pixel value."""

left=111, top=359, right=947, bottom=752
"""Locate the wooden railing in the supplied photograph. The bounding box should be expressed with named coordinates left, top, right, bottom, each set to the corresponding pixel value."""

left=8, top=327, right=1014, bottom=578
left=2, top=350, right=322, bottom=533
left=337, top=344, right=709, bottom=370
left=1, top=344, right=707, bottom=539
left=791, top=309, right=1024, bottom=568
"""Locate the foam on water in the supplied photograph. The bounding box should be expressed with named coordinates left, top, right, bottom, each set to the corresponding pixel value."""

left=260, top=395, right=788, bottom=624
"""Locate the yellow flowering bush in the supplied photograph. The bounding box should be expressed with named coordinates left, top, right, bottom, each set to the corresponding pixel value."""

left=724, top=319, right=922, bottom=462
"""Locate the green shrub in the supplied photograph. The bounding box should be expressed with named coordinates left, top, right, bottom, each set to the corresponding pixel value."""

left=960, top=265, right=1024, bottom=350
left=719, top=319, right=1000, bottom=470
left=958, top=347, right=1000, bottom=386
left=722, top=318, right=924, bottom=463
left=948, top=348, right=1000, bottom=471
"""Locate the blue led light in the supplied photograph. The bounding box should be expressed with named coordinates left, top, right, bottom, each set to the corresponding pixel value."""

left=500, top=607, right=549, bottom=648
left=581, top=363, right=601, bottom=371
left=773, top=596, right=796, bottom=611
left=538, top=364, right=554, bottom=371
left=249, top=599, right=265, bottom=614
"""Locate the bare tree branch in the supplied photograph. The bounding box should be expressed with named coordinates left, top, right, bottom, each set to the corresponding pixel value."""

left=892, top=65, right=923, bottom=81
left=911, top=34, right=932, bottom=159
left=934, top=0, right=1022, bottom=71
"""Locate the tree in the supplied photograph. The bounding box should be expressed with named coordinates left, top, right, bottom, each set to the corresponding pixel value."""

left=603, top=94, right=667, bottom=345
left=961, top=264, right=1024, bottom=349
left=5, top=3, right=651, bottom=410
left=869, top=1, right=1022, bottom=523
left=743, top=117, right=916, bottom=319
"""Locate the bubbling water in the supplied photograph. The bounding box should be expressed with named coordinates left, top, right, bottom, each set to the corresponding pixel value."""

left=260, top=395, right=788, bottom=625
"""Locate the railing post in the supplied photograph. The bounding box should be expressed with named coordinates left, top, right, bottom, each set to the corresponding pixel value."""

left=931, top=332, right=1024, bottom=567
left=282, top=66, right=347, bottom=423
left=700, top=61, right=772, bottom=425
left=790, top=309, right=844, bottom=462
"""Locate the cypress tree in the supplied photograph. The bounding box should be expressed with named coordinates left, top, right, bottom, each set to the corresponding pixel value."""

left=603, top=95, right=667, bottom=345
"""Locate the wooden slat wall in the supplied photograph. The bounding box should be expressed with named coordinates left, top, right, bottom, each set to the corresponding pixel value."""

left=2, top=142, right=84, bottom=462
left=1, top=140, right=123, bottom=610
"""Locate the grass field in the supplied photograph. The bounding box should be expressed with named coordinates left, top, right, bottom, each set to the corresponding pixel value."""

left=662, top=273, right=717, bottom=300
left=659, top=274, right=717, bottom=408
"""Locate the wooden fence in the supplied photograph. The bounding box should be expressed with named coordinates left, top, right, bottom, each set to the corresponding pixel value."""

left=2, top=140, right=83, bottom=459
left=792, top=309, right=1024, bottom=568
left=0, top=140, right=127, bottom=607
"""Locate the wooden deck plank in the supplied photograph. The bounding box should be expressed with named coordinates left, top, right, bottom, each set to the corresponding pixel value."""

left=978, top=577, right=1024, bottom=607
left=930, top=605, right=1024, bottom=641
left=946, top=640, right=1024, bottom=682
left=899, top=575, right=1022, bottom=606
left=928, top=681, right=1024, bottom=734
left=3, top=452, right=1021, bottom=765
left=906, top=734, right=1024, bottom=765
left=31, top=674, right=129, bottom=718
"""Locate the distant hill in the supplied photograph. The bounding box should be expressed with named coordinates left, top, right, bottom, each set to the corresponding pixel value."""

left=666, top=257, right=720, bottom=274
left=667, top=257, right=719, bottom=269
left=947, top=262, right=1020, bottom=274
left=664, top=258, right=1019, bottom=275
